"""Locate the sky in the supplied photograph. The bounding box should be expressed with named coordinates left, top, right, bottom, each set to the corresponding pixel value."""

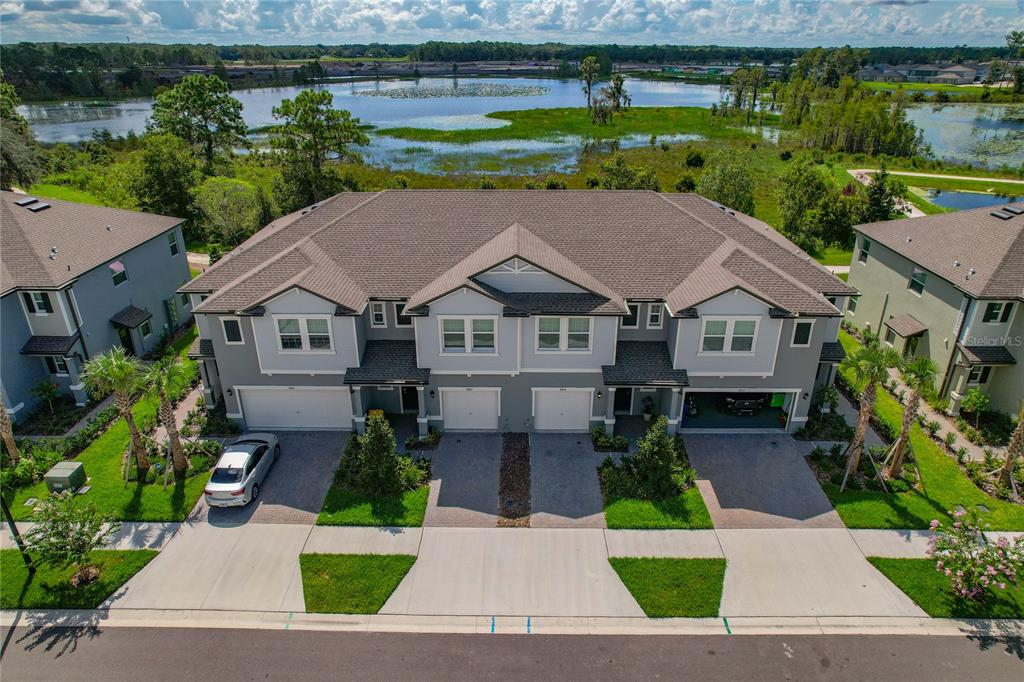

left=0, top=0, right=1020, bottom=47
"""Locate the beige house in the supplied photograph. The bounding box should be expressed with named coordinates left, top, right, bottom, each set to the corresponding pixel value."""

left=846, top=204, right=1023, bottom=416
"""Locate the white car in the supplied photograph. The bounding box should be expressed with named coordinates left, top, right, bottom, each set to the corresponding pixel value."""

left=204, top=433, right=280, bottom=507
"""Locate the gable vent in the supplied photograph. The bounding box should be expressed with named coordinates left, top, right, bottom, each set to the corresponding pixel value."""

left=27, top=202, right=51, bottom=213
left=14, top=196, right=38, bottom=207
left=1004, top=205, right=1024, bottom=215
left=990, top=209, right=1013, bottom=220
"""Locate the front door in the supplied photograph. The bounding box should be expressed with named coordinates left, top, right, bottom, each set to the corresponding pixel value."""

left=904, top=336, right=919, bottom=359
left=401, top=386, right=419, bottom=413
left=614, top=387, right=633, bottom=414
left=116, top=326, right=135, bottom=356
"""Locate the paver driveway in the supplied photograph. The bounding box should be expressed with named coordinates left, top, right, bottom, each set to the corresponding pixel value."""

left=530, top=434, right=606, bottom=528
left=423, top=433, right=501, bottom=527
left=685, top=433, right=844, bottom=529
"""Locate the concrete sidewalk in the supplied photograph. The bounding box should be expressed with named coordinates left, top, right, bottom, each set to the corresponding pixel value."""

left=2, top=521, right=179, bottom=551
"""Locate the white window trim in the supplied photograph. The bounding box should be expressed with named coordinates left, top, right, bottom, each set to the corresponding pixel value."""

left=982, top=301, right=1013, bottom=326
left=109, top=260, right=128, bottom=287
left=790, top=319, right=815, bottom=348
left=908, top=267, right=927, bottom=296
left=697, top=316, right=759, bottom=356
left=30, top=292, right=51, bottom=316
left=369, top=302, right=387, bottom=328
left=393, top=302, right=413, bottom=328
left=646, top=303, right=664, bottom=330
left=221, top=316, right=244, bottom=345
left=847, top=297, right=857, bottom=315
left=967, top=366, right=991, bottom=386
left=179, top=292, right=191, bottom=308
left=858, top=238, right=871, bottom=264
left=45, top=355, right=69, bottom=377
left=168, top=231, right=180, bottom=256
left=621, top=303, right=640, bottom=329
left=437, top=315, right=499, bottom=355
left=884, top=327, right=897, bottom=347
left=272, top=314, right=335, bottom=354
left=534, top=316, right=593, bottom=354
left=140, top=320, right=153, bottom=338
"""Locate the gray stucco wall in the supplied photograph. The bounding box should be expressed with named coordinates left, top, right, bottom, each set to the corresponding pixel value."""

left=1, top=293, right=50, bottom=418
left=615, top=302, right=668, bottom=342
left=362, top=302, right=416, bottom=341
left=973, top=308, right=1023, bottom=415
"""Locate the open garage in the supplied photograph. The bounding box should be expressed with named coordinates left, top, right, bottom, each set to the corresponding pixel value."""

left=678, top=390, right=796, bottom=431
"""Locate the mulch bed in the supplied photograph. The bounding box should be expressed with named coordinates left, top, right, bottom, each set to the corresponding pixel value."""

left=498, top=432, right=531, bottom=527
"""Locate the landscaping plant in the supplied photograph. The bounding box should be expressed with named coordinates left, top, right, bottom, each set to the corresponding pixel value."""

left=0, top=405, right=20, bottom=464
left=886, top=357, right=937, bottom=480
left=30, top=380, right=60, bottom=415
left=337, top=414, right=430, bottom=498
left=26, top=492, right=116, bottom=586
left=599, top=416, right=695, bottom=500
left=997, top=407, right=1023, bottom=490
left=840, top=342, right=900, bottom=489
left=927, top=510, right=1024, bottom=601
left=144, top=355, right=190, bottom=479
left=960, top=388, right=990, bottom=430
left=81, top=348, right=151, bottom=476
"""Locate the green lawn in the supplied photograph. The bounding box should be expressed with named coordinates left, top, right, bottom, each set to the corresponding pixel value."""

left=1, top=549, right=157, bottom=609
left=869, top=558, right=1024, bottom=618
left=299, top=553, right=416, bottom=613
left=604, top=488, right=713, bottom=529
left=888, top=174, right=1024, bottom=197
left=814, top=245, right=854, bottom=267
left=905, top=187, right=952, bottom=215
left=28, top=183, right=105, bottom=205
left=4, top=328, right=209, bottom=522
left=609, top=557, right=726, bottom=617
left=377, top=106, right=768, bottom=144
left=317, top=485, right=429, bottom=527
left=823, top=330, right=1024, bottom=530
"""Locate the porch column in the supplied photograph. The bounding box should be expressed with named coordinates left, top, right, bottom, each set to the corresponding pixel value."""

left=604, top=387, right=617, bottom=434
left=416, top=386, right=428, bottom=437
left=66, top=355, right=89, bottom=407
left=668, top=388, right=683, bottom=434
left=351, top=386, right=365, bottom=434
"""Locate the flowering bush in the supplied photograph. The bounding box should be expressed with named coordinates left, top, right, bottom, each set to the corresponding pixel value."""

left=927, top=509, right=1024, bottom=601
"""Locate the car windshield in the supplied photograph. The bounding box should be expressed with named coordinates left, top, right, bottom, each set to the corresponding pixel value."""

left=210, top=467, right=244, bottom=484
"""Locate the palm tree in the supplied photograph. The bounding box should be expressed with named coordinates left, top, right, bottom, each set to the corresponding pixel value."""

left=600, top=73, right=631, bottom=112
left=0, top=406, right=20, bottom=464
left=996, top=406, right=1023, bottom=489
left=841, top=343, right=901, bottom=489
left=81, top=348, right=150, bottom=475
left=885, top=357, right=937, bottom=480
left=144, top=356, right=189, bottom=479
left=579, top=56, right=600, bottom=110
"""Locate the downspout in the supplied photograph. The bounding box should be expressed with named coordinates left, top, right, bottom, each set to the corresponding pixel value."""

left=64, top=287, right=90, bottom=360
left=938, top=296, right=972, bottom=399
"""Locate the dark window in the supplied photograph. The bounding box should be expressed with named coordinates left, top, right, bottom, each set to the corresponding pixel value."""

left=110, top=261, right=128, bottom=286
left=622, top=303, right=640, bottom=328
left=858, top=238, right=871, bottom=263
left=45, top=356, right=68, bottom=374
left=792, top=321, right=813, bottom=346
left=23, top=291, right=53, bottom=314
left=223, top=319, right=243, bottom=344
left=885, top=327, right=897, bottom=345
left=847, top=297, right=858, bottom=313
left=168, top=232, right=179, bottom=256
left=395, top=303, right=412, bottom=327
left=211, top=467, right=243, bottom=484
left=909, top=267, right=927, bottom=295
left=1002, top=303, right=1014, bottom=323
left=140, top=320, right=152, bottom=338
left=983, top=303, right=1001, bottom=323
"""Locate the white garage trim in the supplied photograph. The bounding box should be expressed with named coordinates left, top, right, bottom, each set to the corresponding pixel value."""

left=235, top=385, right=353, bottom=431
left=679, top=387, right=801, bottom=432
left=439, top=387, right=501, bottom=430
left=531, top=387, right=595, bottom=431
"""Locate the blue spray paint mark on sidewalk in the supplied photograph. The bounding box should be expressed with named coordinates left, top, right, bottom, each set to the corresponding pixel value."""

left=527, top=616, right=532, bottom=634
left=490, top=616, right=495, bottom=634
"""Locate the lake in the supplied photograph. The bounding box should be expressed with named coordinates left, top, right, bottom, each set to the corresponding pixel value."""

left=923, top=188, right=1020, bottom=211
left=904, top=104, right=1024, bottom=169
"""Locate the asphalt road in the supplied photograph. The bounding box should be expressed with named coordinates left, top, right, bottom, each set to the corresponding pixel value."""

left=1, top=627, right=1021, bottom=681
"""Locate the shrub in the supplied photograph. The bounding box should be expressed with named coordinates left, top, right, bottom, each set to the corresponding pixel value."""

left=943, top=431, right=958, bottom=450
left=779, top=150, right=792, bottom=161
left=674, top=175, right=696, bottom=192
left=927, top=511, right=1024, bottom=601
left=959, top=388, right=990, bottom=429
left=598, top=417, right=695, bottom=500
left=584, top=175, right=600, bottom=188
left=544, top=175, right=567, bottom=190
left=405, top=427, right=443, bottom=451
left=335, top=417, right=429, bottom=497
left=478, top=178, right=497, bottom=189
left=683, top=148, right=704, bottom=168
left=925, top=419, right=942, bottom=437
left=26, top=492, right=116, bottom=585
left=591, top=424, right=628, bottom=452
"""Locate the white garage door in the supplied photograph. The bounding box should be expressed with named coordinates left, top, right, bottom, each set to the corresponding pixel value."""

left=442, top=388, right=499, bottom=430
left=534, top=389, right=592, bottom=431
left=240, top=388, right=353, bottom=430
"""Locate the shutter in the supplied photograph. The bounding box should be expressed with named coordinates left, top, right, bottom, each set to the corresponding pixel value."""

left=1001, top=303, right=1014, bottom=323
left=39, top=292, right=54, bottom=313
left=22, top=292, right=35, bottom=313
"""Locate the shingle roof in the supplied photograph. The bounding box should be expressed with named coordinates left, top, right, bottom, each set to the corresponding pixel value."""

left=885, top=313, right=928, bottom=338
left=602, top=341, right=690, bottom=386
left=110, top=305, right=152, bottom=328
left=1, top=191, right=182, bottom=296
left=819, top=341, right=846, bottom=363
left=185, top=191, right=854, bottom=317
left=187, top=338, right=215, bottom=359
left=343, top=341, right=430, bottom=385
left=857, top=204, right=1024, bottom=301
left=958, top=344, right=1017, bottom=366
left=20, top=334, right=78, bottom=356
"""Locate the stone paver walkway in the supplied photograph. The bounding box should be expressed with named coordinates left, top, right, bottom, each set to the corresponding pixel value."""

left=151, top=387, right=202, bottom=446
left=530, top=434, right=606, bottom=528
left=423, top=434, right=501, bottom=528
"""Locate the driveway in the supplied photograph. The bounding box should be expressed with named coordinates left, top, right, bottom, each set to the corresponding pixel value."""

left=530, top=433, right=606, bottom=528
left=686, top=433, right=844, bottom=529
left=191, top=431, right=345, bottom=526
left=423, top=433, right=501, bottom=527
left=110, top=431, right=345, bottom=612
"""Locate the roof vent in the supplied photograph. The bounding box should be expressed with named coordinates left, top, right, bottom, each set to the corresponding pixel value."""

left=906, top=237, right=912, bottom=243
left=50, top=247, right=58, bottom=254
left=27, top=203, right=51, bottom=212
left=14, top=197, right=38, bottom=207
left=990, top=210, right=1013, bottom=220
left=106, top=224, right=113, bottom=231
left=954, top=260, right=961, bottom=267
left=1004, top=205, right=1024, bottom=215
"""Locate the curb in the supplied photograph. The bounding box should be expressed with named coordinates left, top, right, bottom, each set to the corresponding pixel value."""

left=3, top=609, right=1023, bottom=637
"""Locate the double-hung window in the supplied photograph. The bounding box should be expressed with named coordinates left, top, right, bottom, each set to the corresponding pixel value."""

left=647, top=303, right=663, bottom=329
left=536, top=317, right=592, bottom=352
left=699, top=318, right=758, bottom=354
left=140, top=320, right=152, bottom=338
left=967, top=366, right=991, bottom=385
left=908, top=266, right=927, bottom=295
left=276, top=317, right=333, bottom=352
left=222, top=317, right=243, bottom=345
left=168, top=232, right=179, bottom=256
left=857, top=238, right=871, bottom=263
left=109, top=260, right=128, bottom=286
left=440, top=317, right=497, bottom=353
left=791, top=320, right=814, bottom=347
left=370, top=302, right=387, bottom=328
left=45, top=356, right=69, bottom=375
left=22, top=291, right=54, bottom=314
left=982, top=302, right=1014, bottom=324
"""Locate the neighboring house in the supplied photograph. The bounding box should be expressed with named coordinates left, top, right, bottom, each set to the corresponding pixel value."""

left=1, top=191, right=191, bottom=421
left=182, top=190, right=853, bottom=436
left=861, top=63, right=980, bottom=85
left=846, top=204, right=1023, bottom=416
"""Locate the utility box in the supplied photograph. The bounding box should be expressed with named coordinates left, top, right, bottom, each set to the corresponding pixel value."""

left=43, top=461, right=86, bottom=494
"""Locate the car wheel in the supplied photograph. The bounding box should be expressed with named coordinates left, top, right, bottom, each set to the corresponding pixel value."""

left=251, top=483, right=260, bottom=501
left=274, top=444, right=280, bottom=461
